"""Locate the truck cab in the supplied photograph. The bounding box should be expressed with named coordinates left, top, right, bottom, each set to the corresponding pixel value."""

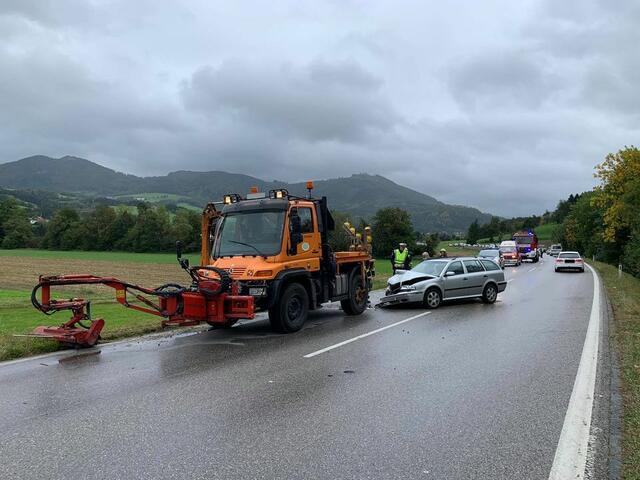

left=200, top=187, right=374, bottom=332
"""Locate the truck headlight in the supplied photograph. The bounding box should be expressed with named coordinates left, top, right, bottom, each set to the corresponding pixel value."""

left=249, top=287, right=266, bottom=296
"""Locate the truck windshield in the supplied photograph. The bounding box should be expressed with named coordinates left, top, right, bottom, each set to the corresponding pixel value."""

left=514, top=236, right=533, bottom=244
left=214, top=210, right=285, bottom=257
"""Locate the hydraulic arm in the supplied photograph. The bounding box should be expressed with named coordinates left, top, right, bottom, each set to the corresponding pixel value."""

left=28, top=250, right=254, bottom=347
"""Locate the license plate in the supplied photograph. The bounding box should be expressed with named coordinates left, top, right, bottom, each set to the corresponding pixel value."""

left=249, top=287, right=266, bottom=296
left=565, top=260, right=575, bottom=263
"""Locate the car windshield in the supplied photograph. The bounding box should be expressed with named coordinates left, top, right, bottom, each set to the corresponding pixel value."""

left=514, top=236, right=533, bottom=244
left=559, top=252, right=580, bottom=258
left=500, top=246, right=516, bottom=253
left=214, top=210, right=285, bottom=257
left=479, top=250, right=499, bottom=257
left=411, top=260, right=448, bottom=276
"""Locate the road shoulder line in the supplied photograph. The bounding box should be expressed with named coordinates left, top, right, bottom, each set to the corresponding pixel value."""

left=548, top=263, right=601, bottom=479
left=303, top=311, right=431, bottom=358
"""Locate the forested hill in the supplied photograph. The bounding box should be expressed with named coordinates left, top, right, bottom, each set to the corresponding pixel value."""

left=0, top=155, right=492, bottom=232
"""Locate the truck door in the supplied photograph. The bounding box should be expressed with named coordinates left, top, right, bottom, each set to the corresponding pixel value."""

left=289, top=207, right=321, bottom=262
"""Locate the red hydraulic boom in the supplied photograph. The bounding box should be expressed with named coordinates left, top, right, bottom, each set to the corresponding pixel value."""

left=28, top=249, right=254, bottom=347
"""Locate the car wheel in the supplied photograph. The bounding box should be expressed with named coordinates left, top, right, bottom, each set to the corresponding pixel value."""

left=482, top=284, right=498, bottom=304
left=268, top=283, right=308, bottom=333
left=340, top=271, right=369, bottom=315
left=423, top=288, right=442, bottom=309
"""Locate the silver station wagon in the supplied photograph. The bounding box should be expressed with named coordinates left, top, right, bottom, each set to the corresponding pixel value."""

left=379, top=257, right=507, bottom=309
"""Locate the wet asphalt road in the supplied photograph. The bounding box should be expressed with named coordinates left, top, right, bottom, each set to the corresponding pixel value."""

left=0, top=257, right=599, bottom=479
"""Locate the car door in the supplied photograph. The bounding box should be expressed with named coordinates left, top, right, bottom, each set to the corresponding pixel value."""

left=462, top=259, right=486, bottom=296
left=442, top=260, right=470, bottom=299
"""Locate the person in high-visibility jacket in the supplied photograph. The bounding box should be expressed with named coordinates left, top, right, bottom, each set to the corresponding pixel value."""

left=390, top=242, right=411, bottom=273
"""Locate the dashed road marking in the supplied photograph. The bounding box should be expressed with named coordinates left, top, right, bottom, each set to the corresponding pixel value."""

left=303, top=311, right=431, bottom=358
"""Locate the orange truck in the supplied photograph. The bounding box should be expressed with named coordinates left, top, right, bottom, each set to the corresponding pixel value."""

left=198, top=184, right=375, bottom=332
left=29, top=183, right=375, bottom=346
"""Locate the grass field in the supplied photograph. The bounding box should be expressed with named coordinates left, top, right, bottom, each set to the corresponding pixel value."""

left=591, top=261, right=640, bottom=478
left=0, top=249, right=203, bottom=361
left=0, top=248, right=200, bottom=264
left=476, top=222, right=559, bottom=245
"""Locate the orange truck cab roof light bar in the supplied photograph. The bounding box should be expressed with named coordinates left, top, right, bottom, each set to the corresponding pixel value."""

left=223, top=194, right=243, bottom=204
left=268, top=189, right=289, bottom=199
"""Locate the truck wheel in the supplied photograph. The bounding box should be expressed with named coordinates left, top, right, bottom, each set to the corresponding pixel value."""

left=340, top=272, right=369, bottom=315
left=423, top=288, right=442, bottom=309
left=268, top=283, right=308, bottom=333
left=482, top=284, right=498, bottom=304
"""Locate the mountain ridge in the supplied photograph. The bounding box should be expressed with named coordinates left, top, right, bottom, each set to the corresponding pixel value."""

left=0, top=155, right=493, bottom=232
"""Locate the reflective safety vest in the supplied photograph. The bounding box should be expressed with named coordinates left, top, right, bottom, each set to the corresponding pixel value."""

left=393, top=248, right=409, bottom=265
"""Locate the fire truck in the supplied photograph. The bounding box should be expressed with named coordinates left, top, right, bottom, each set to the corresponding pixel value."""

left=512, top=230, right=539, bottom=262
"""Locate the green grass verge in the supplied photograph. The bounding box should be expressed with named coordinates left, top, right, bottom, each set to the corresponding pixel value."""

left=0, top=248, right=200, bottom=264
left=591, top=261, right=640, bottom=479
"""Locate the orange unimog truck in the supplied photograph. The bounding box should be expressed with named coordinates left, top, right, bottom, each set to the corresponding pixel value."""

left=198, top=183, right=375, bottom=332
left=29, top=183, right=374, bottom=347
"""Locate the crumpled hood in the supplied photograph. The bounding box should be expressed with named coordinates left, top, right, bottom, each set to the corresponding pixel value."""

left=388, top=270, right=436, bottom=285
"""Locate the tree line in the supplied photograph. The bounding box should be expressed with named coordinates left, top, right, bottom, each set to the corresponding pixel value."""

left=469, top=146, right=640, bottom=278
left=0, top=200, right=202, bottom=252
left=554, top=146, right=640, bottom=277
left=0, top=196, right=442, bottom=259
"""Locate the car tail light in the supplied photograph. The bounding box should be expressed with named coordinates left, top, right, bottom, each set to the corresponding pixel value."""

left=576, top=259, right=583, bottom=263
left=556, top=258, right=563, bottom=263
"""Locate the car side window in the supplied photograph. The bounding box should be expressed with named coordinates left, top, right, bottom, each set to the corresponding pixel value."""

left=297, top=207, right=314, bottom=233
left=446, top=261, right=464, bottom=275
left=463, top=260, right=484, bottom=273
left=480, top=259, right=500, bottom=271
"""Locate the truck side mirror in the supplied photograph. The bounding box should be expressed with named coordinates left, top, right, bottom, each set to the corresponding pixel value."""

left=176, top=241, right=189, bottom=269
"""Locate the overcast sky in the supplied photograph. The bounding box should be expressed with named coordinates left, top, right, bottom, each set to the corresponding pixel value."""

left=1, top=0, right=638, bottom=216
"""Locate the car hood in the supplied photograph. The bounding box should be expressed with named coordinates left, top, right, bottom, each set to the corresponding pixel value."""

left=388, top=270, right=437, bottom=286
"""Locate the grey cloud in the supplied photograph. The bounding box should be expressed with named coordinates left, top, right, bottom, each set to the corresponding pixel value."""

left=448, top=52, right=560, bottom=111
left=181, top=60, right=398, bottom=143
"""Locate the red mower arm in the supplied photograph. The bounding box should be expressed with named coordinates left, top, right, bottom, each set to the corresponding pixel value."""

left=28, top=270, right=254, bottom=348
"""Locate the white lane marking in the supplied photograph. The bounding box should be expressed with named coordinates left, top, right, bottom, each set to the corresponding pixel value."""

left=548, top=263, right=601, bottom=480
left=528, top=267, right=537, bottom=272
left=303, top=311, right=431, bottom=358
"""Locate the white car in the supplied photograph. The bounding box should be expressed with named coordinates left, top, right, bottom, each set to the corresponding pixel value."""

left=554, top=251, right=585, bottom=272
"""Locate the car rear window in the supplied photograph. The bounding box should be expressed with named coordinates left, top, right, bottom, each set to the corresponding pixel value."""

left=480, top=259, right=501, bottom=271
left=559, top=252, right=580, bottom=258
left=479, top=250, right=499, bottom=257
